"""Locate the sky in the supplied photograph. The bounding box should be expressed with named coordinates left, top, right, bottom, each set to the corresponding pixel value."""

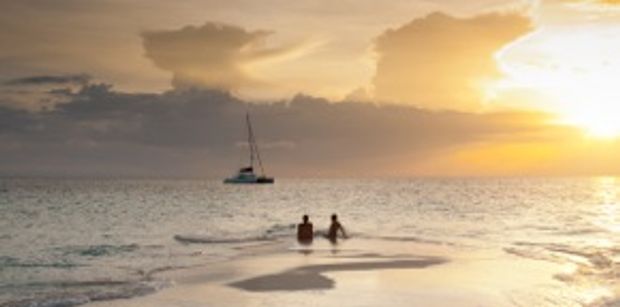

left=1, top=0, right=620, bottom=177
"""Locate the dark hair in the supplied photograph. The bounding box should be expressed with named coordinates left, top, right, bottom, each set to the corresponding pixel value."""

left=331, top=214, right=337, bottom=221
left=303, top=215, right=309, bottom=222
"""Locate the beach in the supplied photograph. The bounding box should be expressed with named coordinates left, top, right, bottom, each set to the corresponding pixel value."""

left=87, top=238, right=584, bottom=307
left=4, top=0, right=620, bottom=305
left=2, top=178, right=620, bottom=306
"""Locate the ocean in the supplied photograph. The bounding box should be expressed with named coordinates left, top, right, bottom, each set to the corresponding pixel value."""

left=1, top=177, right=619, bottom=306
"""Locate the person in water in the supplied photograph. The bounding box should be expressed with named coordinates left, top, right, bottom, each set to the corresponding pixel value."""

left=297, top=214, right=314, bottom=244
left=327, top=214, right=347, bottom=243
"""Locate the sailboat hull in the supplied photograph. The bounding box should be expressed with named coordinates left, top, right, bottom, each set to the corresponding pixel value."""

left=256, top=177, right=275, bottom=184
left=223, top=177, right=274, bottom=184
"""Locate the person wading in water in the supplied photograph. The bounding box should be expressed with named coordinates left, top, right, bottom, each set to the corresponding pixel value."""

left=297, top=215, right=314, bottom=244
left=326, top=214, right=347, bottom=243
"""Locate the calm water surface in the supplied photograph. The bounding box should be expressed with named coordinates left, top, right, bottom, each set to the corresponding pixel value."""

left=1, top=177, right=619, bottom=306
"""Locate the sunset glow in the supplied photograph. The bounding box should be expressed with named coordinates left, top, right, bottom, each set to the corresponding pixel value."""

left=494, top=14, right=620, bottom=138
left=5, top=2, right=620, bottom=306
left=2, top=0, right=620, bottom=176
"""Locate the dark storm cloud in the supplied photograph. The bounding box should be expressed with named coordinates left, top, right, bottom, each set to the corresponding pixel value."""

left=0, top=81, right=559, bottom=177
left=4, top=74, right=91, bottom=86
left=0, top=105, right=35, bottom=133
left=0, top=74, right=92, bottom=110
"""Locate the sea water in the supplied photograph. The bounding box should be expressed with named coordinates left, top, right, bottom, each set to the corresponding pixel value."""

left=1, top=177, right=619, bottom=306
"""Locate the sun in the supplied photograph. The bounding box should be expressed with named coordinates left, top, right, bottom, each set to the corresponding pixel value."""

left=588, top=124, right=620, bottom=139
left=491, top=23, right=620, bottom=139
left=563, top=110, right=620, bottom=139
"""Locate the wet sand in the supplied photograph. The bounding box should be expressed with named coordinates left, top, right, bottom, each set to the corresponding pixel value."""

left=230, top=257, right=447, bottom=292
left=87, top=238, right=575, bottom=307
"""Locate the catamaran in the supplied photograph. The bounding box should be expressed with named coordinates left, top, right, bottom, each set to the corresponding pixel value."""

left=224, top=113, right=275, bottom=184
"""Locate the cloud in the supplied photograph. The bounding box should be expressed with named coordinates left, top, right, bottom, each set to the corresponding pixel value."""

left=4, top=74, right=91, bottom=86
left=0, top=79, right=574, bottom=177
left=372, top=12, right=532, bottom=111
left=568, top=0, right=620, bottom=4
left=3, top=9, right=616, bottom=177
left=0, top=74, right=93, bottom=110
left=142, top=22, right=298, bottom=92
left=548, top=0, right=620, bottom=18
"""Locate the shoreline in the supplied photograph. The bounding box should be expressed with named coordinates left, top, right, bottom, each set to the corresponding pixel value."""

left=86, top=238, right=575, bottom=307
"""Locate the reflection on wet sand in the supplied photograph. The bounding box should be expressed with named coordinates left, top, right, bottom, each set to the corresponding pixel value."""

left=229, top=257, right=447, bottom=292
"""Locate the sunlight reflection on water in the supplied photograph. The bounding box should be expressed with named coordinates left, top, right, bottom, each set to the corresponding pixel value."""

left=1, top=177, right=620, bottom=305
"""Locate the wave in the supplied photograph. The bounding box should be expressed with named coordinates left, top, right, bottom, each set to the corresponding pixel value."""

left=353, top=234, right=458, bottom=246
left=1, top=279, right=168, bottom=307
left=504, top=240, right=619, bottom=305
left=173, top=227, right=457, bottom=248
left=174, top=234, right=273, bottom=244
left=508, top=241, right=614, bottom=268
left=377, top=235, right=457, bottom=246
left=553, top=227, right=604, bottom=236
left=174, top=223, right=297, bottom=245
left=263, top=223, right=296, bottom=238
left=60, top=244, right=140, bottom=257
left=2, top=295, right=91, bottom=307
left=0, top=256, right=82, bottom=269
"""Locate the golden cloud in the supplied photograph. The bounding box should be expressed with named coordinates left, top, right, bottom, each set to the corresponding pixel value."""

left=142, top=22, right=296, bottom=91
left=372, top=12, right=532, bottom=111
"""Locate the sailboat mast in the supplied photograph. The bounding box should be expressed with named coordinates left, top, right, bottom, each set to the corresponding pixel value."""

left=246, top=113, right=254, bottom=169
left=246, top=113, right=266, bottom=176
